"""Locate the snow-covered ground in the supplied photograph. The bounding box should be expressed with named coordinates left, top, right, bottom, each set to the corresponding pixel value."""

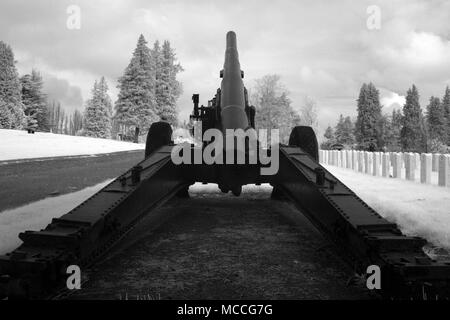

left=0, top=170, right=449, bottom=257
left=324, top=165, right=450, bottom=250
left=0, top=129, right=144, bottom=162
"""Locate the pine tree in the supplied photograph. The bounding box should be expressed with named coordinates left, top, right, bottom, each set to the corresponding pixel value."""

left=343, top=116, right=355, bottom=146
left=385, top=109, right=403, bottom=151
left=335, top=115, right=355, bottom=146
left=334, top=115, right=345, bottom=143
left=442, top=86, right=450, bottom=145
left=426, top=96, right=445, bottom=142
left=115, top=35, right=158, bottom=138
left=20, top=74, right=35, bottom=131
left=321, top=125, right=335, bottom=149
left=83, top=77, right=112, bottom=138
left=151, top=40, right=183, bottom=126
left=0, top=97, right=11, bottom=128
left=354, top=83, right=383, bottom=151
left=400, top=85, right=427, bottom=152
left=152, top=40, right=164, bottom=118
left=0, top=41, right=24, bottom=128
left=376, top=114, right=389, bottom=150
left=21, top=69, right=49, bottom=131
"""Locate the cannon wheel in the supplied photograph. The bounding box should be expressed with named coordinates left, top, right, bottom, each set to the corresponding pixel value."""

left=145, top=122, right=173, bottom=158
left=289, top=126, right=319, bottom=161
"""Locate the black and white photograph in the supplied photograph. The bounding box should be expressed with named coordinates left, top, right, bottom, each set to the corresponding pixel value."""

left=0, top=0, right=449, bottom=312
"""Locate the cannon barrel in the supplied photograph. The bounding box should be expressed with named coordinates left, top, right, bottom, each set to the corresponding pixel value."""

left=220, top=31, right=249, bottom=132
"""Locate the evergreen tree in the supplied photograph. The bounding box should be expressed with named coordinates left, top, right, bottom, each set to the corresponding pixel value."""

left=376, top=114, right=389, bottom=150
left=115, top=35, right=158, bottom=138
left=321, top=125, right=335, bottom=149
left=83, top=77, right=112, bottom=138
left=335, top=115, right=355, bottom=146
left=343, top=116, right=355, bottom=146
left=426, top=96, right=445, bottom=142
left=21, top=69, right=49, bottom=131
left=400, top=85, right=427, bottom=152
left=0, top=97, right=12, bottom=128
left=442, top=86, right=450, bottom=145
left=354, top=83, right=383, bottom=151
left=151, top=41, right=164, bottom=117
left=151, top=40, right=183, bottom=126
left=385, top=109, right=403, bottom=151
left=20, top=74, right=35, bottom=131
left=0, top=41, right=24, bottom=128
left=324, top=126, right=334, bottom=141
left=334, top=115, right=345, bottom=143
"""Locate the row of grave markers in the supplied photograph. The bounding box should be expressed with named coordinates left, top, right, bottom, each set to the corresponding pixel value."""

left=319, top=149, right=450, bottom=187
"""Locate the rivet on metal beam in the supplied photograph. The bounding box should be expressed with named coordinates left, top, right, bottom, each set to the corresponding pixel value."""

left=329, top=179, right=336, bottom=190
left=131, top=165, right=143, bottom=184
left=119, top=176, right=127, bottom=187
left=315, top=167, right=325, bottom=186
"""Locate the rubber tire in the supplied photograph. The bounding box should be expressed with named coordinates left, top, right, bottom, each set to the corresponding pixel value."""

left=145, top=122, right=173, bottom=158
left=288, top=126, right=319, bottom=161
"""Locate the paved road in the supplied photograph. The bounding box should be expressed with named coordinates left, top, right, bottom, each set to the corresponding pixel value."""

left=69, top=185, right=370, bottom=300
left=0, top=150, right=144, bottom=211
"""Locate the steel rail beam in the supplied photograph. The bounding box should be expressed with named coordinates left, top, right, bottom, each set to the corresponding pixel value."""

left=273, top=146, right=450, bottom=298
left=0, top=145, right=189, bottom=299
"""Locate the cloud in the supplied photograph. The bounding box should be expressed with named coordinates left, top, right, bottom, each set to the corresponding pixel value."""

left=379, top=88, right=405, bottom=112
left=375, top=31, right=450, bottom=72
left=42, top=74, right=83, bottom=113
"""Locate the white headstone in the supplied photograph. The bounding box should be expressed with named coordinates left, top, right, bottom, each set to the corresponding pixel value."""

left=373, top=152, right=380, bottom=176
left=358, top=151, right=364, bottom=172
left=405, top=153, right=415, bottom=181
left=393, top=153, right=402, bottom=178
left=381, top=153, right=390, bottom=177
left=364, top=152, right=372, bottom=175
left=432, top=153, right=440, bottom=172
left=420, top=153, right=432, bottom=184
left=438, top=154, right=450, bottom=187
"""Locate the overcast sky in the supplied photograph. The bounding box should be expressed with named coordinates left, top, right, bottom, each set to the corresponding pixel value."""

left=1, top=0, right=449, bottom=135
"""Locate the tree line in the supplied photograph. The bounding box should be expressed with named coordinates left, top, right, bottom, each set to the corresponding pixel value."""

left=0, top=40, right=85, bottom=134
left=0, top=35, right=183, bottom=141
left=321, top=83, right=450, bottom=153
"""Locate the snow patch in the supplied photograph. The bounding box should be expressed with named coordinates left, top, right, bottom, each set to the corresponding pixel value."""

left=0, top=129, right=144, bottom=161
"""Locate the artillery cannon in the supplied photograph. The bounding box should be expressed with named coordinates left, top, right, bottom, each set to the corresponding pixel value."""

left=1, top=31, right=449, bottom=299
